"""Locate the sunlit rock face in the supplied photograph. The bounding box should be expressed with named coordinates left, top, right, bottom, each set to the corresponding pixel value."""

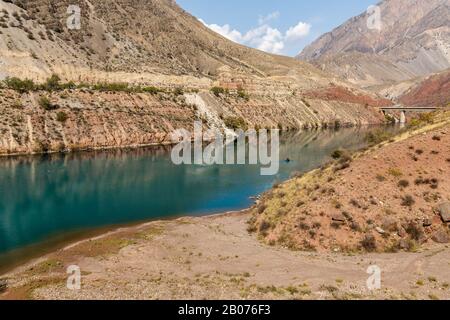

left=298, top=0, right=450, bottom=88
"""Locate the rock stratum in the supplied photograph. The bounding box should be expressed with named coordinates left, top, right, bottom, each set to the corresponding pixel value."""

left=0, top=0, right=390, bottom=155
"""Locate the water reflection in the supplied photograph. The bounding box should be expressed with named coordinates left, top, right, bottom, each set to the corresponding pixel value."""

left=0, top=126, right=392, bottom=262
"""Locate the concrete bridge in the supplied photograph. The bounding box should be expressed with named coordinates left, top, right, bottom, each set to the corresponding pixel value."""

left=380, top=105, right=438, bottom=124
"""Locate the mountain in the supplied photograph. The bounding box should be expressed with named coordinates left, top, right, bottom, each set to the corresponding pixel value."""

left=298, top=0, right=450, bottom=89
left=0, top=0, right=389, bottom=155
left=399, top=69, right=450, bottom=108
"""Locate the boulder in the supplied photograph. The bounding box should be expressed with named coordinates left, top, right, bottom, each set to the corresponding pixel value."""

left=432, top=230, right=450, bottom=244
left=331, top=213, right=346, bottom=222
left=382, top=218, right=398, bottom=232
left=398, top=239, right=411, bottom=250
left=437, top=202, right=450, bottom=222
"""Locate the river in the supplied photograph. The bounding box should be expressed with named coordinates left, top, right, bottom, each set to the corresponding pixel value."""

left=0, top=126, right=397, bottom=273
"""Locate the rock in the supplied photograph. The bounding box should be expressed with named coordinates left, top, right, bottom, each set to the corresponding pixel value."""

left=422, top=219, right=433, bottom=227
left=431, top=230, right=450, bottom=244
left=331, top=213, right=346, bottom=222
left=437, top=202, right=450, bottom=222
left=382, top=218, right=398, bottom=232
left=350, top=221, right=362, bottom=232
left=0, top=279, right=7, bottom=293
left=398, top=239, right=410, bottom=250
left=397, top=228, right=407, bottom=238
left=375, top=227, right=385, bottom=235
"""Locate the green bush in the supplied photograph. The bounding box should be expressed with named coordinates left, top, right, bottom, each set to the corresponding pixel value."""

left=360, top=234, right=377, bottom=252
left=331, top=149, right=345, bottom=160
left=365, top=129, right=394, bottom=145
left=224, top=116, right=247, bottom=130
left=4, top=77, right=36, bottom=93
left=408, top=112, right=435, bottom=128
left=210, top=86, right=227, bottom=97
left=43, top=74, right=61, bottom=91
left=141, top=86, right=163, bottom=95
left=92, top=82, right=130, bottom=92
left=237, top=88, right=250, bottom=101
left=38, top=96, right=55, bottom=110
left=173, top=87, right=184, bottom=96
left=59, top=81, right=76, bottom=90
left=401, top=195, right=415, bottom=207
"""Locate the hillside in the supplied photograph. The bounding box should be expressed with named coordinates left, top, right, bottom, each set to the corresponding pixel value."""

left=248, top=111, right=450, bottom=253
left=399, top=69, right=450, bottom=108
left=0, top=0, right=390, bottom=155
left=298, top=0, right=450, bottom=89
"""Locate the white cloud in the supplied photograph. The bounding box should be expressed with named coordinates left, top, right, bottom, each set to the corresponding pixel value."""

left=200, top=16, right=311, bottom=55
left=285, top=22, right=311, bottom=42
left=258, top=11, right=280, bottom=25
left=198, top=19, right=243, bottom=42
left=242, top=25, right=285, bottom=54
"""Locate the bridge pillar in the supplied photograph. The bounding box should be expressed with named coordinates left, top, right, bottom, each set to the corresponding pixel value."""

left=400, top=110, right=406, bottom=124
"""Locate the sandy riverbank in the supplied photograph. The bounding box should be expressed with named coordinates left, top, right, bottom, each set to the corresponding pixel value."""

left=1, top=209, right=449, bottom=300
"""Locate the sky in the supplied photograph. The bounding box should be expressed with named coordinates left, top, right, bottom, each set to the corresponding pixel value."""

left=177, top=0, right=378, bottom=56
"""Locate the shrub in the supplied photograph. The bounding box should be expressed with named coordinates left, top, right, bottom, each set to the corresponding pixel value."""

left=56, top=111, right=68, bottom=123
left=60, top=81, right=76, bottom=90
left=401, top=195, right=415, bottom=207
left=257, top=204, right=267, bottom=214
left=11, top=100, right=23, bottom=109
left=349, top=199, right=361, bottom=208
left=43, top=74, right=61, bottom=91
left=237, top=88, right=250, bottom=101
left=224, top=116, right=247, bottom=130
left=4, top=77, right=36, bottom=92
left=331, top=149, right=345, bottom=160
left=432, top=135, right=441, bottom=141
left=388, top=168, right=403, bottom=177
left=33, top=140, right=49, bottom=153
left=330, top=221, right=343, bottom=229
left=38, top=96, right=55, bottom=110
left=384, top=114, right=396, bottom=124
left=408, top=113, right=434, bottom=128
left=365, top=129, right=393, bottom=145
left=210, top=86, right=227, bottom=97
left=398, top=180, right=410, bottom=188
left=92, top=82, right=129, bottom=92
left=141, top=86, right=163, bottom=95
left=259, top=220, right=271, bottom=234
left=360, top=234, right=377, bottom=252
left=173, top=87, right=184, bottom=96
left=333, top=150, right=352, bottom=171
left=298, top=222, right=310, bottom=230
left=405, top=221, right=424, bottom=241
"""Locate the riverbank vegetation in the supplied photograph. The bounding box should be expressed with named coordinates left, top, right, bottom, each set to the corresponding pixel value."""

left=0, top=74, right=194, bottom=96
